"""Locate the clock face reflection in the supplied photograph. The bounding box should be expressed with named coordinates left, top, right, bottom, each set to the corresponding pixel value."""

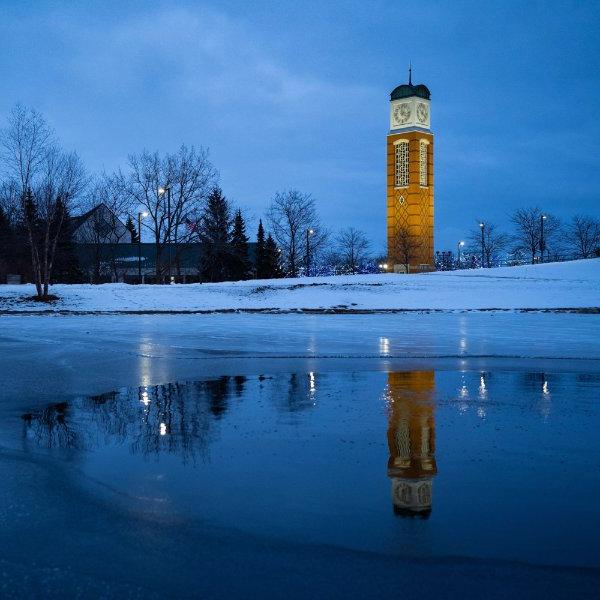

left=417, top=103, right=429, bottom=123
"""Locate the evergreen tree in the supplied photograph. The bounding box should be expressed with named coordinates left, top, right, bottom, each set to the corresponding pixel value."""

left=255, top=219, right=268, bottom=279
left=229, top=209, right=250, bottom=280
left=125, top=215, right=139, bottom=243
left=12, top=192, right=33, bottom=281
left=199, top=186, right=232, bottom=282
left=0, top=206, right=14, bottom=281
left=22, top=188, right=41, bottom=280
left=265, top=233, right=283, bottom=279
left=51, top=197, right=82, bottom=283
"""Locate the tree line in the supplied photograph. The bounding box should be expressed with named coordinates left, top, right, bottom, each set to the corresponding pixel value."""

left=0, top=105, right=377, bottom=296
left=1, top=104, right=598, bottom=296
left=438, top=208, right=600, bottom=270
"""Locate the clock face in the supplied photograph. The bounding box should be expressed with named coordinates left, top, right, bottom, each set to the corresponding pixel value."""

left=393, top=103, right=411, bottom=126
left=416, top=103, right=429, bottom=124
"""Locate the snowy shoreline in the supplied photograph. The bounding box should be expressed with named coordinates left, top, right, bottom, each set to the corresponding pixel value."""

left=1, top=307, right=599, bottom=316
left=1, top=259, right=598, bottom=314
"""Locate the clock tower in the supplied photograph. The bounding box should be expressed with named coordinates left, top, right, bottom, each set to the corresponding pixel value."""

left=386, top=70, right=434, bottom=272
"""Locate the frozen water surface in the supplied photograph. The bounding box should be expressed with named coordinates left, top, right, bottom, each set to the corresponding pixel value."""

left=1, top=312, right=600, bottom=404
left=1, top=313, right=599, bottom=598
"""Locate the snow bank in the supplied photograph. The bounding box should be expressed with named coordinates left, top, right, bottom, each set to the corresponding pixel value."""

left=0, top=259, right=598, bottom=313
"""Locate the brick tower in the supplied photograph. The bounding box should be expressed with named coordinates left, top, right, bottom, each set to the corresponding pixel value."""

left=386, top=69, right=434, bottom=272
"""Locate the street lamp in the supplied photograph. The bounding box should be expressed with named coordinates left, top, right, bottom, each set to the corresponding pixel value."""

left=158, top=186, right=172, bottom=281
left=138, top=211, right=149, bottom=283
left=306, top=228, right=314, bottom=277
left=540, top=214, right=547, bottom=263
left=479, top=222, right=485, bottom=268
left=457, top=240, right=465, bottom=269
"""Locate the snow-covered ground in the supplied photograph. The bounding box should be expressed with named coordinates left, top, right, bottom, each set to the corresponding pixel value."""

left=1, top=259, right=598, bottom=313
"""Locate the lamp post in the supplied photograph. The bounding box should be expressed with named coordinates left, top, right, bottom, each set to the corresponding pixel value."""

left=137, top=211, right=149, bottom=283
left=457, top=240, right=465, bottom=269
left=479, top=222, right=485, bottom=268
left=540, top=214, right=547, bottom=263
left=306, top=228, right=314, bottom=277
left=158, top=186, right=172, bottom=282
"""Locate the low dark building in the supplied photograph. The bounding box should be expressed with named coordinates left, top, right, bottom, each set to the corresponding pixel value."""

left=71, top=204, right=255, bottom=283
left=75, top=242, right=204, bottom=283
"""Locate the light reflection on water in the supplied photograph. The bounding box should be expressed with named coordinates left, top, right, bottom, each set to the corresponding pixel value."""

left=385, top=371, right=436, bottom=517
left=20, top=369, right=600, bottom=567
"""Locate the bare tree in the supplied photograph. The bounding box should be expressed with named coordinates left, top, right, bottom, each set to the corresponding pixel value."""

left=566, top=215, right=600, bottom=259
left=0, top=106, right=86, bottom=298
left=510, top=207, right=561, bottom=264
left=390, top=227, right=422, bottom=273
left=468, top=221, right=509, bottom=268
left=334, top=227, right=371, bottom=274
left=267, top=190, right=327, bottom=277
left=125, top=145, right=217, bottom=281
left=1, top=105, right=54, bottom=191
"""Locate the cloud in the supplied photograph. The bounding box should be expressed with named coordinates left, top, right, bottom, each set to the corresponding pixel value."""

left=49, top=6, right=376, bottom=125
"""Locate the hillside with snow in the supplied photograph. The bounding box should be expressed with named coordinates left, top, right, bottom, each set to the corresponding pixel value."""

left=0, top=259, right=598, bottom=314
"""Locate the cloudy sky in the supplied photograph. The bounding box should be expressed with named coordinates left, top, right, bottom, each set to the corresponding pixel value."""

left=1, top=0, right=598, bottom=250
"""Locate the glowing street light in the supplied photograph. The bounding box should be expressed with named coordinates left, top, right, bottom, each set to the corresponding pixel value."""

left=306, top=228, right=314, bottom=276
left=540, top=214, right=547, bottom=263
left=137, top=211, right=149, bottom=283
left=479, top=222, right=485, bottom=268
left=457, top=240, right=465, bottom=268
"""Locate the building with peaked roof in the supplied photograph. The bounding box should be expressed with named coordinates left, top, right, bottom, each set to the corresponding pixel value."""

left=71, top=203, right=131, bottom=245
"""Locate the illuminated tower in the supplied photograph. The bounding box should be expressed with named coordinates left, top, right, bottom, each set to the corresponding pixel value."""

left=386, top=371, right=437, bottom=517
left=386, top=68, right=434, bottom=272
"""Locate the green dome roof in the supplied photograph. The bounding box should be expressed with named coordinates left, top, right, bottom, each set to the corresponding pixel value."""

left=390, top=83, right=430, bottom=101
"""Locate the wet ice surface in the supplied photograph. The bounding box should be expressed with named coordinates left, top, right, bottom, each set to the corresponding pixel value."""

left=1, top=312, right=600, bottom=406
left=1, top=313, right=600, bottom=598
left=11, top=370, right=600, bottom=566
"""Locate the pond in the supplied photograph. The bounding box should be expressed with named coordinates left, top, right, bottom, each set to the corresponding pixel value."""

left=7, top=368, right=599, bottom=595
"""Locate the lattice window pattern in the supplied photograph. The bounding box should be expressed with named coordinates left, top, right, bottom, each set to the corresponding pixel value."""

left=395, top=141, right=409, bottom=187
left=394, top=423, right=411, bottom=459
left=419, top=140, right=428, bottom=187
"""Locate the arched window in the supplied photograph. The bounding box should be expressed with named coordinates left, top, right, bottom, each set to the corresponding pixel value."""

left=394, top=140, right=409, bottom=187
left=419, top=140, right=429, bottom=186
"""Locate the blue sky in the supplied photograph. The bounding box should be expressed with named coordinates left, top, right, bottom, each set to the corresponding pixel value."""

left=1, top=0, right=598, bottom=251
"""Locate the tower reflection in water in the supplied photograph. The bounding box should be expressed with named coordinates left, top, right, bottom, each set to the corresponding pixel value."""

left=386, top=371, right=437, bottom=518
